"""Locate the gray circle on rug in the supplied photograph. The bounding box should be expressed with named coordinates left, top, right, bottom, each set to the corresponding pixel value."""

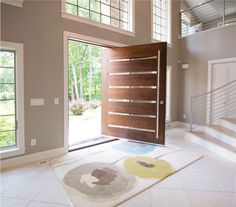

left=64, top=162, right=136, bottom=199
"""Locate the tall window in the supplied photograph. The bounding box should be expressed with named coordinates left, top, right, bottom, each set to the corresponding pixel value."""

left=152, top=0, right=171, bottom=44
left=0, top=50, right=16, bottom=148
left=0, top=42, right=24, bottom=158
left=65, top=0, right=132, bottom=32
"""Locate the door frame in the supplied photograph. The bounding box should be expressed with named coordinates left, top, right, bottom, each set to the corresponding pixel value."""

left=63, top=31, right=125, bottom=151
left=166, top=66, right=172, bottom=122
left=207, top=57, right=236, bottom=124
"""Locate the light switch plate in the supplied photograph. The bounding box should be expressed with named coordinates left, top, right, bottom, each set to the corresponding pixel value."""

left=30, top=99, right=44, bottom=106
left=54, top=98, right=59, bottom=105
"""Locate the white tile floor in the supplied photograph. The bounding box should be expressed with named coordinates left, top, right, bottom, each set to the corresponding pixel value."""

left=1, top=128, right=236, bottom=207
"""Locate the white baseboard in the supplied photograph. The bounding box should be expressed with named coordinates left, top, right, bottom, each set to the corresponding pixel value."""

left=0, top=147, right=67, bottom=170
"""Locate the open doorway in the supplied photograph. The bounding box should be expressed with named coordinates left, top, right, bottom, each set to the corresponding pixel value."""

left=64, top=33, right=167, bottom=151
left=68, top=40, right=114, bottom=150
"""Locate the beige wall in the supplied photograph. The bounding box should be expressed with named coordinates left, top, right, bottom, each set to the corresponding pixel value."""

left=178, top=25, right=236, bottom=122
left=1, top=0, right=180, bottom=156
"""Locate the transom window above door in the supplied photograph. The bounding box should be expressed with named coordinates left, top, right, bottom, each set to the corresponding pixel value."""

left=63, top=0, right=133, bottom=33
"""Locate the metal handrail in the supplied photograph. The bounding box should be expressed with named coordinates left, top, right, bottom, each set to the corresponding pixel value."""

left=190, top=80, right=236, bottom=131
left=179, top=0, right=236, bottom=37
left=191, top=80, right=236, bottom=99
left=179, top=0, right=215, bottom=14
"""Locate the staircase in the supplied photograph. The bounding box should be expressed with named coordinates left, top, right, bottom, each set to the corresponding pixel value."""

left=188, top=80, right=236, bottom=162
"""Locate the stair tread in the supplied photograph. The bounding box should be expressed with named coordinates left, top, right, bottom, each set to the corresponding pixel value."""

left=223, top=118, right=236, bottom=125
left=191, top=131, right=236, bottom=152
left=207, top=125, right=236, bottom=138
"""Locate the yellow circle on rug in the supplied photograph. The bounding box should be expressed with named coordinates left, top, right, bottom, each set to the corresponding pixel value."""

left=123, top=156, right=175, bottom=179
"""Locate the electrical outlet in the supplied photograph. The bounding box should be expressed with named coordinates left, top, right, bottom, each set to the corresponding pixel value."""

left=183, top=114, right=186, bottom=119
left=31, top=139, right=36, bottom=146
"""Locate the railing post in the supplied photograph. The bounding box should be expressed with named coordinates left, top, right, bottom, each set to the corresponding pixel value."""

left=223, top=0, right=225, bottom=26
left=179, top=12, right=182, bottom=38
left=190, top=97, right=193, bottom=132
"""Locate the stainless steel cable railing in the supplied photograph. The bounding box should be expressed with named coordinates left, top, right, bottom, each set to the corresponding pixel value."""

left=190, top=80, right=236, bottom=131
left=180, top=0, right=236, bottom=37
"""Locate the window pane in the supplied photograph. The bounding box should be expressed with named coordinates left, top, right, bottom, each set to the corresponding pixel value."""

left=78, top=0, right=89, bottom=9
left=0, top=116, right=15, bottom=131
left=65, top=0, right=132, bottom=32
left=120, top=11, right=127, bottom=22
left=120, top=0, right=128, bottom=11
left=101, top=0, right=110, bottom=5
left=79, top=8, right=89, bottom=18
left=120, top=22, right=128, bottom=30
left=90, top=11, right=100, bottom=22
left=0, top=100, right=15, bottom=115
left=0, top=51, right=14, bottom=68
left=0, top=130, right=16, bottom=148
left=66, top=3, right=78, bottom=15
left=111, top=7, right=119, bottom=19
left=0, top=84, right=15, bottom=99
left=101, top=15, right=110, bottom=25
left=90, top=0, right=100, bottom=12
left=0, top=68, right=14, bottom=83
left=101, top=3, right=110, bottom=16
left=111, top=0, right=119, bottom=8
left=111, top=18, right=119, bottom=27
left=66, top=0, right=77, bottom=5
left=153, top=0, right=169, bottom=42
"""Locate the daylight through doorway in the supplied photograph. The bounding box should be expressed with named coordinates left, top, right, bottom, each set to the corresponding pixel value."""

left=68, top=40, right=109, bottom=150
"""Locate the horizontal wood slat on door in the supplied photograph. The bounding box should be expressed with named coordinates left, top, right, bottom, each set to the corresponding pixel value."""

left=108, top=74, right=157, bottom=86
left=108, top=102, right=156, bottom=115
left=108, top=88, right=157, bottom=101
left=108, top=59, right=157, bottom=73
left=106, top=127, right=158, bottom=143
left=108, top=114, right=156, bottom=130
left=107, top=43, right=166, bottom=60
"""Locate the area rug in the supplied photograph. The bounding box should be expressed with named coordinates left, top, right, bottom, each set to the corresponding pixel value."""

left=51, top=139, right=202, bottom=207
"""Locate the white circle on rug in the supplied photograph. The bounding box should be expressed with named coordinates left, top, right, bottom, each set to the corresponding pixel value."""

left=63, top=162, right=136, bottom=200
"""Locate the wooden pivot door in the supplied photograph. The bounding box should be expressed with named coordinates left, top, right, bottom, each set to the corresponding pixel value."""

left=101, top=43, right=167, bottom=145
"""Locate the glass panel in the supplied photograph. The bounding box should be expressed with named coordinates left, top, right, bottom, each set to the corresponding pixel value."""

left=90, top=11, right=101, bottom=22
left=161, top=0, right=166, bottom=9
left=101, top=15, right=110, bottom=25
left=0, top=100, right=15, bottom=116
left=111, top=0, right=119, bottom=9
left=78, top=0, right=89, bottom=9
left=120, top=11, right=127, bottom=22
left=161, top=18, right=166, bottom=26
left=120, top=0, right=128, bottom=11
left=0, top=84, right=15, bottom=100
left=0, top=130, right=16, bottom=148
left=120, top=22, right=128, bottom=30
left=111, top=7, right=119, bottom=19
left=90, top=0, right=100, bottom=12
left=101, top=0, right=110, bottom=5
left=161, top=26, right=166, bottom=35
left=79, top=7, right=89, bottom=18
left=0, top=51, right=14, bottom=68
left=0, top=115, right=15, bottom=131
left=161, top=35, right=166, bottom=41
left=0, top=68, right=14, bottom=83
left=111, top=18, right=119, bottom=27
left=66, top=3, right=78, bottom=15
left=161, top=10, right=166, bottom=18
left=66, top=0, right=77, bottom=5
left=101, top=3, right=110, bottom=16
